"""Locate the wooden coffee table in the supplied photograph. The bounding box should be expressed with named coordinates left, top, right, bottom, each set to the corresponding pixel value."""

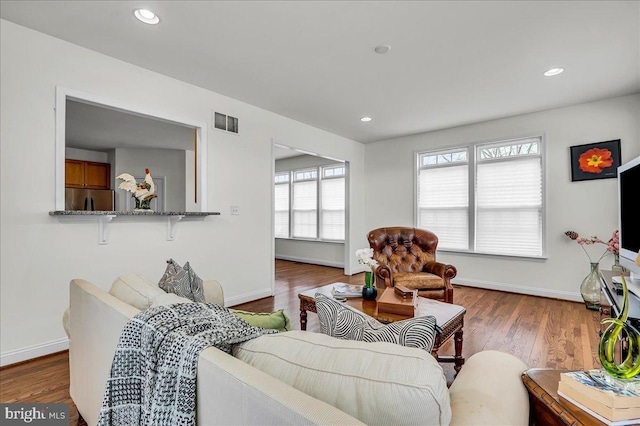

left=522, top=368, right=608, bottom=426
left=298, top=283, right=466, bottom=372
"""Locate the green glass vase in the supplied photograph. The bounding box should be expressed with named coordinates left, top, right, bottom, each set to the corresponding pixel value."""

left=580, top=262, right=601, bottom=311
left=599, top=275, right=640, bottom=379
left=612, top=254, right=625, bottom=273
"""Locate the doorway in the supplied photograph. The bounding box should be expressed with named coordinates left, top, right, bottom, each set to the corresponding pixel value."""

left=272, top=142, right=350, bottom=280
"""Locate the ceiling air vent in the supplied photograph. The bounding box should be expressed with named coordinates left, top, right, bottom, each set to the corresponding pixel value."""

left=214, top=112, right=238, bottom=134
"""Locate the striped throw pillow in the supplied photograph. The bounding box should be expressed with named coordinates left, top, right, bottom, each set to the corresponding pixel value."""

left=315, top=293, right=436, bottom=351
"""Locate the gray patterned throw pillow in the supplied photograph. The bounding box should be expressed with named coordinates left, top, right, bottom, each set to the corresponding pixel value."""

left=315, top=293, right=437, bottom=351
left=158, top=259, right=205, bottom=302
left=183, top=261, right=205, bottom=302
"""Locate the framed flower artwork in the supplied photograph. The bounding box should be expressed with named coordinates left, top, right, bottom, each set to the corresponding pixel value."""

left=570, top=139, right=621, bottom=182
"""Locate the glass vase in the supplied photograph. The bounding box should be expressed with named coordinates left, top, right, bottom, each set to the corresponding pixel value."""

left=599, top=275, right=640, bottom=379
left=612, top=254, right=625, bottom=273
left=362, top=271, right=377, bottom=300
left=580, top=262, right=601, bottom=311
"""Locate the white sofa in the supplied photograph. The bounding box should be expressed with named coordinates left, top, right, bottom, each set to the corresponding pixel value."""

left=67, top=275, right=530, bottom=426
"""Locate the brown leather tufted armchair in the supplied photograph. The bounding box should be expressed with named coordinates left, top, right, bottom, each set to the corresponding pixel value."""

left=367, top=227, right=457, bottom=303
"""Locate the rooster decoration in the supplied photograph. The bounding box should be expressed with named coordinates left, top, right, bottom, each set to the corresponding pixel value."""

left=116, top=168, right=157, bottom=210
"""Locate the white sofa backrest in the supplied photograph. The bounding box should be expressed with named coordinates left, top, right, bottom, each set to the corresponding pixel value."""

left=68, top=278, right=362, bottom=426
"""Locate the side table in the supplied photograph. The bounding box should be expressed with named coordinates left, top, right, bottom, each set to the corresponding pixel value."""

left=522, top=368, right=607, bottom=426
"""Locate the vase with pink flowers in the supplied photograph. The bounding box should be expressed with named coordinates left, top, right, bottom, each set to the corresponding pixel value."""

left=565, top=229, right=620, bottom=310
left=608, top=230, right=625, bottom=272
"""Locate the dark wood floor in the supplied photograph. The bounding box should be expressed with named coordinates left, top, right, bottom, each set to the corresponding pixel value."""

left=0, top=259, right=601, bottom=424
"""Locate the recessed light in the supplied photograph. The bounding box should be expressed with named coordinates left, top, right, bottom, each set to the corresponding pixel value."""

left=360, top=116, right=372, bottom=122
left=544, top=67, right=564, bottom=77
left=374, top=44, right=391, bottom=54
left=134, top=9, right=160, bottom=25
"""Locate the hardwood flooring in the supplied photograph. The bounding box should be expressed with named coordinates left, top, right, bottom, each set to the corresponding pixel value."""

left=0, top=351, right=85, bottom=425
left=0, top=259, right=601, bottom=424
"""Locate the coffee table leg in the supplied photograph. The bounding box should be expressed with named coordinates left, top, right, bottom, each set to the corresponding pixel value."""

left=454, top=328, right=464, bottom=373
left=300, top=308, right=307, bottom=331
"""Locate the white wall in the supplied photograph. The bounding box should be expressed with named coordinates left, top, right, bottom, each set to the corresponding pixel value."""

left=274, top=154, right=346, bottom=267
left=115, top=148, right=186, bottom=212
left=0, top=19, right=366, bottom=364
left=365, top=94, right=640, bottom=300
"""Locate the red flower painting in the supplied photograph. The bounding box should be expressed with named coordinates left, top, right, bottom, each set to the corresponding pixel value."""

left=578, top=148, right=614, bottom=173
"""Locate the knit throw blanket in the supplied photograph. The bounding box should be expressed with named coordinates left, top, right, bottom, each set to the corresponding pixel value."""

left=97, top=302, right=275, bottom=426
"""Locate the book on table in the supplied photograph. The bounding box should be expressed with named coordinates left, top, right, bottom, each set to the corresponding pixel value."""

left=559, top=370, right=640, bottom=408
left=557, top=370, right=640, bottom=424
left=558, top=383, right=640, bottom=422
left=557, top=389, right=640, bottom=426
left=331, top=283, right=363, bottom=298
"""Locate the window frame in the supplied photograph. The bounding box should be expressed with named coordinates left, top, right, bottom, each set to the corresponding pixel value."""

left=275, top=162, right=346, bottom=242
left=414, top=134, right=546, bottom=259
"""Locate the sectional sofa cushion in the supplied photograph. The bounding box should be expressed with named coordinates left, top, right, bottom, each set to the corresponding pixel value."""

left=233, top=331, right=451, bottom=426
left=231, top=309, right=292, bottom=332
left=315, top=293, right=437, bottom=351
left=150, top=292, right=193, bottom=307
left=108, top=272, right=166, bottom=310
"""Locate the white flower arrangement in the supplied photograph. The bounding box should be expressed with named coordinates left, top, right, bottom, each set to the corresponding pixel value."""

left=355, top=248, right=379, bottom=269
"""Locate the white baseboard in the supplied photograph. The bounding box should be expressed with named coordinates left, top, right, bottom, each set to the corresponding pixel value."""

left=453, top=277, right=583, bottom=302
left=224, top=288, right=274, bottom=307
left=275, top=254, right=344, bottom=269
left=1, top=337, right=69, bottom=367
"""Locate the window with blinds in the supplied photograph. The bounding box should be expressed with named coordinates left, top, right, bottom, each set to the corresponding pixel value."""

left=321, top=165, right=345, bottom=240
left=275, top=163, right=346, bottom=241
left=416, top=136, right=544, bottom=257
left=292, top=169, right=317, bottom=239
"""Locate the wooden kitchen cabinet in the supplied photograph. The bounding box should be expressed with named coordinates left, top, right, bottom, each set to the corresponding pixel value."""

left=65, top=159, right=111, bottom=189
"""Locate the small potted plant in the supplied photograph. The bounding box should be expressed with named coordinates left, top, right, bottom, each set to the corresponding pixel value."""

left=356, top=248, right=379, bottom=300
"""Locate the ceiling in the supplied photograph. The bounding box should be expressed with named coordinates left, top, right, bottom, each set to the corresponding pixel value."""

left=2, top=1, right=639, bottom=144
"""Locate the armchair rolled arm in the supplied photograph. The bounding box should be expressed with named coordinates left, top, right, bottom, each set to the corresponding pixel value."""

left=424, top=261, right=457, bottom=303
left=374, top=264, right=393, bottom=288
left=424, top=261, right=457, bottom=280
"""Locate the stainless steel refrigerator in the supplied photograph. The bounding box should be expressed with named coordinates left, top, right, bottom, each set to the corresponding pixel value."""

left=65, top=188, right=115, bottom=211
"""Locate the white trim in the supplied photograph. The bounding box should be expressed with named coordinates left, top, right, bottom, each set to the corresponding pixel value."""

left=55, top=86, right=208, bottom=211
left=343, top=160, right=352, bottom=275
left=1, top=338, right=69, bottom=367
left=275, top=254, right=344, bottom=269
left=453, top=277, right=583, bottom=302
left=270, top=141, right=277, bottom=299
left=224, top=288, right=274, bottom=307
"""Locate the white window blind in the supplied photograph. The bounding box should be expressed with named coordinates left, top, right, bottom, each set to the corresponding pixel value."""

left=476, top=156, right=542, bottom=256
left=274, top=182, right=289, bottom=238
left=418, top=150, right=469, bottom=250
left=292, top=180, right=317, bottom=238
left=321, top=177, right=345, bottom=240
left=416, top=136, right=544, bottom=257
